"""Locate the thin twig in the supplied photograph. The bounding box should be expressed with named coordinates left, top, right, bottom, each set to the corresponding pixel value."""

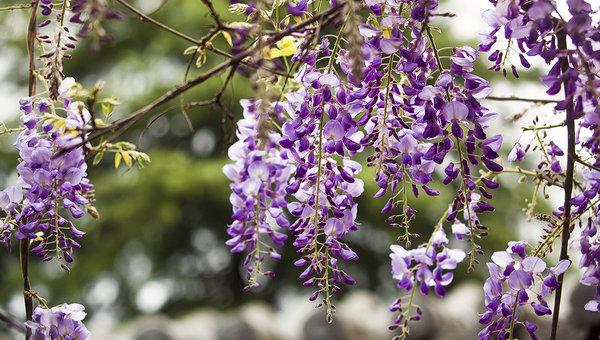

left=20, top=241, right=32, bottom=340
left=198, top=0, right=225, bottom=28
left=0, top=2, right=34, bottom=12
left=69, top=1, right=345, bottom=159
left=26, top=0, right=40, bottom=97
left=115, top=0, right=200, bottom=45
left=575, top=156, right=600, bottom=172
left=115, top=0, right=292, bottom=78
left=0, top=311, right=26, bottom=334
left=93, top=58, right=234, bottom=141
left=206, top=45, right=291, bottom=77
left=485, top=95, right=559, bottom=104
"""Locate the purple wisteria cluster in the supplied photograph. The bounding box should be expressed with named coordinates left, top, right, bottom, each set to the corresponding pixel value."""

left=389, top=227, right=465, bottom=335
left=223, top=99, right=295, bottom=288
left=343, top=3, right=505, bottom=283
left=478, top=241, right=570, bottom=340
left=480, top=0, right=600, bottom=316
left=353, top=0, right=503, bottom=316
left=221, top=0, right=600, bottom=336
left=37, top=0, right=124, bottom=99
left=38, top=1, right=78, bottom=100
left=223, top=0, right=505, bottom=321
left=25, top=303, right=91, bottom=340
left=69, top=0, right=125, bottom=52
left=388, top=227, right=465, bottom=326
left=279, top=65, right=367, bottom=305
left=225, top=63, right=367, bottom=302
left=570, top=167, right=600, bottom=312
left=0, top=78, right=95, bottom=270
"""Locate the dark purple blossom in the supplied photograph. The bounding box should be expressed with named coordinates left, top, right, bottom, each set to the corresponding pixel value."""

left=287, top=0, right=308, bottom=17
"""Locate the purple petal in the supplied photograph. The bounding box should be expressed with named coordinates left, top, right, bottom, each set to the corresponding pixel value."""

left=584, top=300, right=600, bottom=312
left=380, top=38, right=403, bottom=54
left=522, top=257, right=547, bottom=274
left=549, top=259, right=571, bottom=275
left=508, top=269, right=533, bottom=291
left=443, top=101, right=469, bottom=121
left=323, top=120, right=345, bottom=142
left=532, top=302, right=552, bottom=316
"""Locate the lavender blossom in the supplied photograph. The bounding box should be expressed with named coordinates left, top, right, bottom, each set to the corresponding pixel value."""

left=223, top=99, right=294, bottom=288
left=390, top=227, right=465, bottom=295
left=479, top=242, right=571, bottom=339
left=25, top=303, right=91, bottom=340
left=0, top=79, right=95, bottom=269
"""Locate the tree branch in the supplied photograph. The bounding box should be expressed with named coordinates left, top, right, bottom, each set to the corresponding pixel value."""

left=114, top=0, right=292, bottom=78
left=67, top=1, right=347, bottom=158
left=549, top=27, right=573, bottom=340
left=115, top=0, right=200, bottom=46
left=0, top=311, right=26, bottom=334
left=24, top=2, right=40, bottom=339
left=26, top=0, right=39, bottom=97
left=485, top=95, right=559, bottom=104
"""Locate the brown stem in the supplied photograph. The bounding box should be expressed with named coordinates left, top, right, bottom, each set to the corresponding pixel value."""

left=26, top=0, right=39, bottom=97
left=115, top=0, right=204, bottom=46
left=24, top=2, right=40, bottom=339
left=20, top=240, right=32, bottom=340
left=485, top=95, right=559, bottom=104
left=549, top=27, right=573, bottom=340
left=59, top=1, right=347, bottom=159
left=0, top=311, right=26, bottom=333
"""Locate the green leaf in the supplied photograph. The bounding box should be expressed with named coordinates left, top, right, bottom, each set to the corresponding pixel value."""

left=183, top=45, right=199, bottom=55
left=102, top=103, right=113, bottom=118
left=101, top=97, right=121, bottom=105
left=366, top=14, right=380, bottom=30
left=272, top=0, right=286, bottom=8
left=114, top=152, right=122, bottom=168
left=122, top=151, right=132, bottom=168
left=116, top=141, right=136, bottom=150
left=221, top=31, right=233, bottom=46
left=93, top=151, right=104, bottom=166
left=195, top=52, right=207, bottom=68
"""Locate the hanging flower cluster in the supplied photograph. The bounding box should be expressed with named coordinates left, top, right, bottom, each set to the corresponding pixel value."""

left=25, top=303, right=91, bottom=340
left=226, top=35, right=368, bottom=313
left=570, top=168, right=600, bottom=312
left=223, top=0, right=505, bottom=324
left=346, top=1, right=504, bottom=316
left=390, top=228, right=465, bottom=299
left=0, top=78, right=95, bottom=271
left=478, top=241, right=570, bottom=340
left=280, top=58, right=367, bottom=310
left=479, top=0, right=600, bottom=319
left=37, top=1, right=78, bottom=100
left=223, top=99, right=295, bottom=289
left=348, top=2, right=505, bottom=274
left=388, top=227, right=465, bottom=331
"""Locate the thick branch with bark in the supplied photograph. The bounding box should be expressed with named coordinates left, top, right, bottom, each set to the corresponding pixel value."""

left=65, top=0, right=349, bottom=156
left=549, top=26, right=574, bottom=340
